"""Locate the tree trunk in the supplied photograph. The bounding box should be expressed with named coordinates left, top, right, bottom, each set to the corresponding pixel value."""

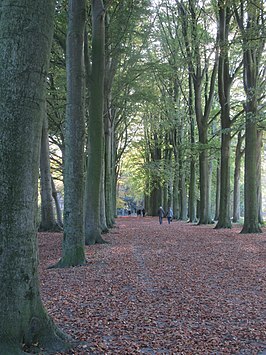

left=178, top=137, right=187, bottom=220
left=149, top=187, right=162, bottom=216
left=51, top=176, right=63, bottom=228
left=100, top=156, right=109, bottom=233
left=257, top=130, right=263, bottom=225
left=208, top=158, right=214, bottom=222
left=232, top=132, right=244, bottom=222
left=172, top=155, right=180, bottom=219
left=215, top=0, right=233, bottom=229
left=58, top=0, right=87, bottom=266
left=104, top=102, right=115, bottom=228
left=241, top=120, right=261, bottom=233
left=104, top=33, right=118, bottom=227
left=214, top=164, right=220, bottom=221
left=215, top=133, right=232, bottom=228
left=238, top=1, right=263, bottom=233
left=85, top=0, right=107, bottom=245
left=198, top=127, right=210, bottom=224
left=188, top=72, right=197, bottom=223
left=179, top=174, right=187, bottom=220
left=0, top=1, right=71, bottom=353
left=39, top=112, right=59, bottom=231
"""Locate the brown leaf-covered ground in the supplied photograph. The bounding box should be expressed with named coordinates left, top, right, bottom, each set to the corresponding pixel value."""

left=39, top=217, right=266, bottom=354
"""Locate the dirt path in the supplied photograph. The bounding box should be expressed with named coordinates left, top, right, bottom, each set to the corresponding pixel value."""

left=39, top=217, right=266, bottom=354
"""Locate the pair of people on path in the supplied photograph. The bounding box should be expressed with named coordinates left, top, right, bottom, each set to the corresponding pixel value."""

left=158, top=206, right=173, bottom=224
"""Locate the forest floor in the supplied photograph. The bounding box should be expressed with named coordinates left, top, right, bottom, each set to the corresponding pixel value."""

left=39, top=217, right=266, bottom=355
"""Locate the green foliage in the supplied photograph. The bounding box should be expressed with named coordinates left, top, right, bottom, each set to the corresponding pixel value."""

left=120, top=143, right=146, bottom=201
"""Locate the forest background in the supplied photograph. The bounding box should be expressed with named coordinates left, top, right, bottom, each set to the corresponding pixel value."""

left=45, top=0, right=265, bottom=234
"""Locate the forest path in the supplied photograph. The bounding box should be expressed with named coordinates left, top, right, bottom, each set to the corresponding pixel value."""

left=39, top=217, right=266, bottom=354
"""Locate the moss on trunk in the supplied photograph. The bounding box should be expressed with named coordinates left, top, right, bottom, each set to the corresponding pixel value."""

left=0, top=1, right=72, bottom=352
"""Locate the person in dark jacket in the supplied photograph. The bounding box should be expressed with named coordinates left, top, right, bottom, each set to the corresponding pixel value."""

left=158, top=206, right=165, bottom=224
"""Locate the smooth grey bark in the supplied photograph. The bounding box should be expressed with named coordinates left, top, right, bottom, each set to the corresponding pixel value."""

left=39, top=112, right=60, bottom=231
left=51, top=176, right=63, bottom=228
left=104, top=49, right=118, bottom=227
left=234, top=1, right=264, bottom=233
left=104, top=101, right=116, bottom=228
left=188, top=74, right=197, bottom=223
left=178, top=126, right=188, bottom=220
left=257, top=130, right=263, bottom=225
left=163, top=145, right=172, bottom=211
left=232, top=132, right=244, bottom=222
left=100, top=156, right=109, bottom=233
left=172, top=157, right=180, bottom=220
left=57, top=0, right=87, bottom=266
left=208, top=158, right=214, bottom=222
left=241, top=119, right=261, bottom=233
left=85, top=0, right=107, bottom=245
left=198, top=127, right=212, bottom=224
left=0, top=1, right=71, bottom=353
left=214, top=163, right=221, bottom=221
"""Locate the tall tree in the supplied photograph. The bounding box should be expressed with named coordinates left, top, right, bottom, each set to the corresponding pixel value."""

left=179, top=0, right=218, bottom=224
left=0, top=1, right=70, bottom=353
left=215, top=0, right=242, bottom=229
left=234, top=0, right=265, bottom=233
left=232, top=131, right=244, bottom=222
left=39, top=111, right=61, bottom=231
left=56, top=0, right=87, bottom=266
left=85, top=0, right=107, bottom=244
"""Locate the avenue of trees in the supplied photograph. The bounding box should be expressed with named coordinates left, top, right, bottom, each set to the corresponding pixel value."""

left=0, top=0, right=265, bottom=353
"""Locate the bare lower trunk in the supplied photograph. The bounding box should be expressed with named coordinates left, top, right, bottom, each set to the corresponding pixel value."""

left=149, top=187, right=162, bottom=216
left=0, top=1, right=71, bottom=353
left=51, top=177, right=63, bottom=228
left=215, top=133, right=232, bottom=228
left=85, top=0, right=107, bottom=245
left=237, top=0, right=263, bottom=234
left=241, top=122, right=261, bottom=233
left=100, top=157, right=108, bottom=233
left=39, top=112, right=59, bottom=231
left=214, top=164, right=220, bottom=221
left=173, top=156, right=180, bottom=219
left=198, top=135, right=210, bottom=224
left=105, top=123, right=115, bottom=227
left=233, top=132, right=244, bottom=223
left=257, top=130, right=263, bottom=225
left=57, top=0, right=87, bottom=266
left=179, top=174, right=187, bottom=220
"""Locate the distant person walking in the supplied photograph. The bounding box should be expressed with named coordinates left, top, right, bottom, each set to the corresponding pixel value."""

left=166, top=207, right=173, bottom=224
left=142, top=208, right=145, bottom=217
left=158, top=206, right=165, bottom=224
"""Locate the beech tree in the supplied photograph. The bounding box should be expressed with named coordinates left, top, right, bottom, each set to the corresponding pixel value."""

left=84, top=0, right=107, bottom=245
left=56, top=0, right=87, bottom=266
left=234, top=0, right=265, bottom=233
left=215, top=0, right=242, bottom=229
left=178, top=0, right=218, bottom=224
left=232, top=131, right=244, bottom=222
left=39, top=111, right=61, bottom=231
left=0, top=1, right=70, bottom=353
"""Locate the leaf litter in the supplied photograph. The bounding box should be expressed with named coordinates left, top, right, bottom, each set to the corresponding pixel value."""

left=39, top=217, right=266, bottom=354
